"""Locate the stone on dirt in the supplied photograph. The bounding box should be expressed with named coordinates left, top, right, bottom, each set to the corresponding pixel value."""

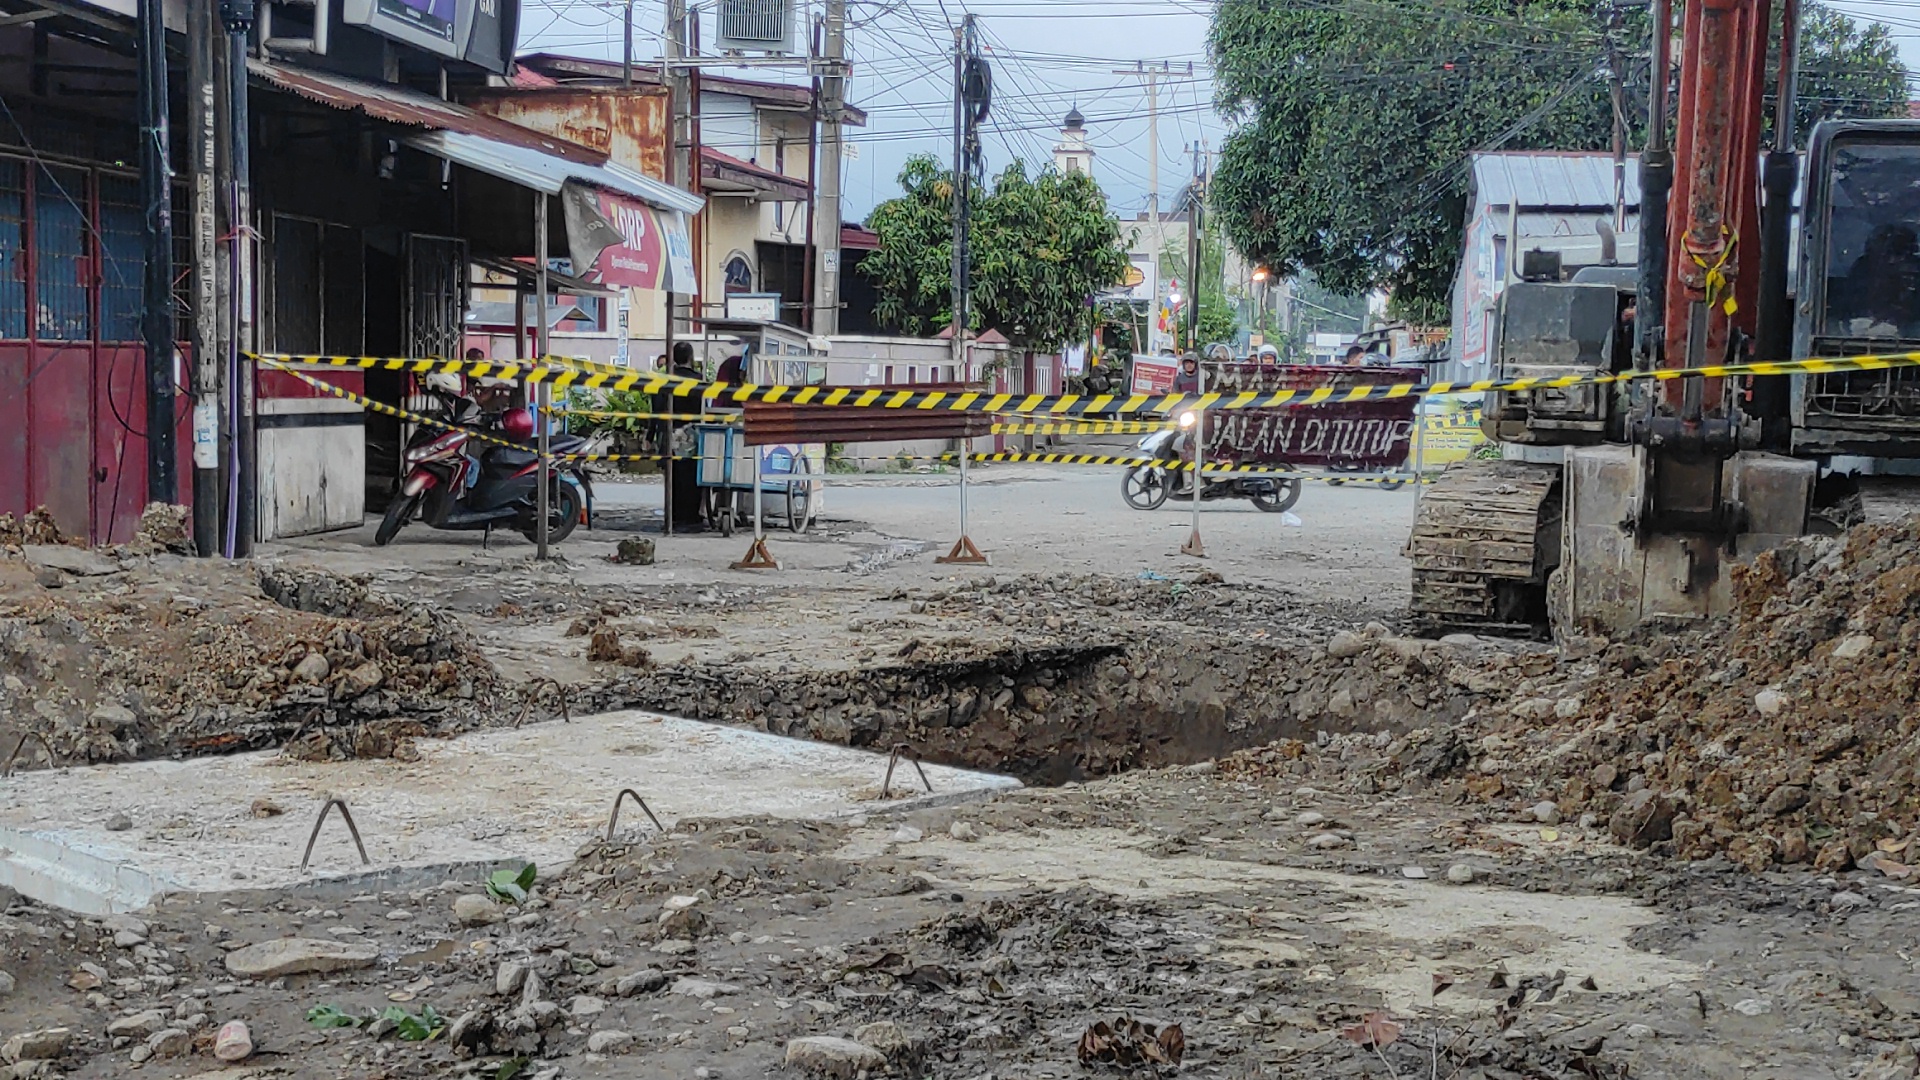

left=1607, top=790, right=1676, bottom=849
left=671, top=977, right=738, bottom=999
left=147, top=1028, right=191, bottom=1057
left=446, top=1009, right=492, bottom=1051
left=587, top=1029, right=634, bottom=1054
left=106, top=1011, right=168, bottom=1038
left=614, top=969, right=668, bottom=996
left=24, top=545, right=120, bottom=578
left=853, top=1020, right=914, bottom=1061
left=224, top=938, right=380, bottom=979
left=453, top=894, right=503, bottom=927
left=614, top=538, right=656, bottom=566
left=2, top=1029, right=69, bottom=1063
left=784, top=1036, right=887, bottom=1077
left=494, top=960, right=529, bottom=997
left=1445, top=864, right=1476, bottom=884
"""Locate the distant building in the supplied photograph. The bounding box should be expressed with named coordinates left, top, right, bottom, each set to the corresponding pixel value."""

left=1449, top=151, right=1641, bottom=384
left=1053, top=107, right=1094, bottom=177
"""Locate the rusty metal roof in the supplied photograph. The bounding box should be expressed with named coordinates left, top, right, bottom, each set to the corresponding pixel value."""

left=250, top=59, right=704, bottom=214
left=249, top=59, right=605, bottom=165
left=701, top=146, right=809, bottom=201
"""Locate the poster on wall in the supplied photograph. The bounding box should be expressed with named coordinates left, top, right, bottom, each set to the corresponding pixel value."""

left=1130, top=356, right=1179, bottom=395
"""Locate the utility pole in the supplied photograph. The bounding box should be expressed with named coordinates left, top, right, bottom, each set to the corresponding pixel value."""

left=1185, top=142, right=1204, bottom=351
left=136, top=0, right=177, bottom=506
left=219, top=0, right=256, bottom=557
left=936, top=13, right=988, bottom=567
left=1113, top=61, right=1192, bottom=350
left=665, top=0, right=691, bottom=333
left=1604, top=4, right=1627, bottom=234
left=810, top=0, right=846, bottom=335
left=188, top=0, right=220, bottom=553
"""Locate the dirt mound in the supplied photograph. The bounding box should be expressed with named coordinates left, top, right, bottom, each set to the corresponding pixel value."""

left=1455, top=518, right=1920, bottom=872
left=0, top=556, right=510, bottom=765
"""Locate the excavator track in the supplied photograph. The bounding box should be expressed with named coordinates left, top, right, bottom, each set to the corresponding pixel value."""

left=1406, top=459, right=1563, bottom=634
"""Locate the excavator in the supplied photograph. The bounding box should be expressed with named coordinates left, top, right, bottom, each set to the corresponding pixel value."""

left=1408, top=0, right=1920, bottom=636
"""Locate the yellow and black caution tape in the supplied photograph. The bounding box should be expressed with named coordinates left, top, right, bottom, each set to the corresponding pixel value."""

left=544, top=407, right=739, bottom=424
left=259, top=358, right=695, bottom=465
left=260, top=359, right=1431, bottom=484
left=256, top=348, right=1920, bottom=417
left=1420, top=408, right=1485, bottom=432
left=991, top=417, right=1178, bottom=435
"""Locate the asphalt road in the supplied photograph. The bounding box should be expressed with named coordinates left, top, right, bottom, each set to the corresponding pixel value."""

left=585, top=463, right=1421, bottom=608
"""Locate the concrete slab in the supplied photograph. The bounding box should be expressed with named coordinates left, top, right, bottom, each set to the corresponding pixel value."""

left=0, top=711, right=1019, bottom=915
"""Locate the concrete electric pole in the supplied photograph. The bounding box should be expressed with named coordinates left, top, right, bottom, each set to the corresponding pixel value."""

left=666, top=0, right=692, bottom=334
left=810, top=0, right=846, bottom=335
left=1113, top=61, right=1192, bottom=350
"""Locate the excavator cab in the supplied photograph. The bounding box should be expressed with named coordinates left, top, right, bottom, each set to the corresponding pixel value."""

left=1411, top=0, right=1920, bottom=641
left=1791, top=121, right=1920, bottom=457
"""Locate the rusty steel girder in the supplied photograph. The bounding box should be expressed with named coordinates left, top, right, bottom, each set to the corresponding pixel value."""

left=742, top=385, right=994, bottom=446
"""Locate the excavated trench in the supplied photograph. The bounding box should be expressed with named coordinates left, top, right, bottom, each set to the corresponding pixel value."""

left=590, top=629, right=1519, bottom=785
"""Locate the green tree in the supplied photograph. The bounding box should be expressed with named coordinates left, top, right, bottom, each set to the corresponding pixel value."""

left=1159, top=210, right=1240, bottom=349
left=860, top=156, right=1131, bottom=348
left=1285, top=273, right=1369, bottom=357
left=1208, top=0, right=1909, bottom=323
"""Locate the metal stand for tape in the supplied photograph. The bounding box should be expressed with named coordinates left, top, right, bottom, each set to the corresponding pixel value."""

left=936, top=435, right=989, bottom=564
left=731, top=442, right=780, bottom=570
left=1181, top=368, right=1208, bottom=559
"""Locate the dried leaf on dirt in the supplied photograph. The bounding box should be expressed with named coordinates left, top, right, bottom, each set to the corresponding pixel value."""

left=1076, top=1016, right=1186, bottom=1067
left=1431, top=971, right=1455, bottom=997
left=1341, top=1011, right=1401, bottom=1049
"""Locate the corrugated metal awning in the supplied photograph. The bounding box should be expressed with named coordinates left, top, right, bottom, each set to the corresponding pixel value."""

left=248, top=59, right=704, bottom=216
left=405, top=129, right=704, bottom=216
left=1471, top=152, right=1642, bottom=211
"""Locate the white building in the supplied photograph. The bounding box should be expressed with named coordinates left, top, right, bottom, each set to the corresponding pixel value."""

left=1053, top=106, right=1094, bottom=177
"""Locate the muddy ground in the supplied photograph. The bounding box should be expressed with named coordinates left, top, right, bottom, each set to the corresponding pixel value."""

left=0, top=472, right=1914, bottom=1078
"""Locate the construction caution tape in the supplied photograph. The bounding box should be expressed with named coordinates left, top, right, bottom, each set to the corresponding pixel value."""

left=544, top=407, right=738, bottom=424
left=262, top=358, right=1448, bottom=484
left=256, top=348, right=1920, bottom=417
left=257, top=358, right=694, bottom=464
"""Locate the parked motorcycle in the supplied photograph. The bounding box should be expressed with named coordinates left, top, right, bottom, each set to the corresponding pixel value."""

left=1119, top=414, right=1301, bottom=513
left=375, top=405, right=594, bottom=547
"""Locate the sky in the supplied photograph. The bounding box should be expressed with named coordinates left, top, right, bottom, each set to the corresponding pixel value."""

left=519, top=0, right=1919, bottom=223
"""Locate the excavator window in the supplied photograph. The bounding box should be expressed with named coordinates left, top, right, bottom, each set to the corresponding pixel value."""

left=1819, top=139, right=1920, bottom=342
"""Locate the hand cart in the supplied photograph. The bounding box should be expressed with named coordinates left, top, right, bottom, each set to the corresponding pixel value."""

left=695, top=421, right=818, bottom=536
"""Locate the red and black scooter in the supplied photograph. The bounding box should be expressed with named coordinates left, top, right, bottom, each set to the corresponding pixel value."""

left=375, top=401, right=593, bottom=547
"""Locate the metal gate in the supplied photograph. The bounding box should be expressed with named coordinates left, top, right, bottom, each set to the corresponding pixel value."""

left=405, top=234, right=467, bottom=362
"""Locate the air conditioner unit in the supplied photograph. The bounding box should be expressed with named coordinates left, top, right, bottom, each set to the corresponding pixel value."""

left=715, top=0, right=794, bottom=54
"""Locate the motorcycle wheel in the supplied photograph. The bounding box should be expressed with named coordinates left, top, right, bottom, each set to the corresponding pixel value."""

left=520, top=480, right=583, bottom=544
left=1249, top=477, right=1303, bottom=513
left=1122, top=467, right=1170, bottom=511
left=1379, top=478, right=1408, bottom=491
left=374, top=492, right=420, bottom=547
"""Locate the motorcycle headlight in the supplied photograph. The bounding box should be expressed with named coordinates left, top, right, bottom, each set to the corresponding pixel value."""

left=1178, top=411, right=1198, bottom=429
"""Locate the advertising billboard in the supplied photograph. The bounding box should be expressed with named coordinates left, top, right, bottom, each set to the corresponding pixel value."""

left=338, top=0, right=518, bottom=72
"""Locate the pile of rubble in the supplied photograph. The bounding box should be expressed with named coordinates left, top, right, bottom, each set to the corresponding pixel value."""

left=1423, top=518, right=1920, bottom=872
left=0, top=543, right=510, bottom=765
